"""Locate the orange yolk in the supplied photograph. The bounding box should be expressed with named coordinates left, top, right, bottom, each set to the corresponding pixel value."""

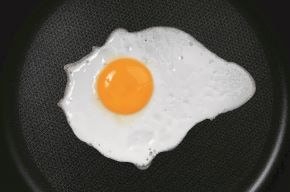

left=96, top=57, right=153, bottom=114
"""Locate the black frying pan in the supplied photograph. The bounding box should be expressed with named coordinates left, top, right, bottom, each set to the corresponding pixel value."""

left=1, top=0, right=289, bottom=192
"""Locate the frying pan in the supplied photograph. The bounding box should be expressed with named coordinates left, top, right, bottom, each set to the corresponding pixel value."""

left=1, top=0, right=289, bottom=191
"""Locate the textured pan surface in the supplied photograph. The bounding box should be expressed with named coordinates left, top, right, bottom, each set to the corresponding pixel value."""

left=13, top=0, right=281, bottom=191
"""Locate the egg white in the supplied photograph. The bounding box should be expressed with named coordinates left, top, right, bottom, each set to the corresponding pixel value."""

left=58, top=27, right=256, bottom=169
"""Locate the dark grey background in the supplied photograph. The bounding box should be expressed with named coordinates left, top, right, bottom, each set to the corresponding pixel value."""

left=0, top=0, right=289, bottom=192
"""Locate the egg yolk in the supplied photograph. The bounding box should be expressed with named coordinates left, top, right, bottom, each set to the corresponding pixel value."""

left=96, top=57, right=153, bottom=114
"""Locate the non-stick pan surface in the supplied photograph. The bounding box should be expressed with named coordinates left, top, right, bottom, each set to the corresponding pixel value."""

left=2, top=0, right=289, bottom=192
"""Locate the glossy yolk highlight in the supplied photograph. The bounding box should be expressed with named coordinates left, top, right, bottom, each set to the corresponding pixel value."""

left=96, top=57, right=153, bottom=114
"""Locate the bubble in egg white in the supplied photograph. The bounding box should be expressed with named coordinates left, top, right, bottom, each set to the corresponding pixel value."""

left=58, top=27, right=256, bottom=169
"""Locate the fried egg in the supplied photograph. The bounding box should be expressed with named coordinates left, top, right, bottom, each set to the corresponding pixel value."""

left=58, top=27, right=256, bottom=169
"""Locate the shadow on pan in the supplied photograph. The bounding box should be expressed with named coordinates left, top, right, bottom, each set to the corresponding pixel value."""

left=1, top=0, right=289, bottom=192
